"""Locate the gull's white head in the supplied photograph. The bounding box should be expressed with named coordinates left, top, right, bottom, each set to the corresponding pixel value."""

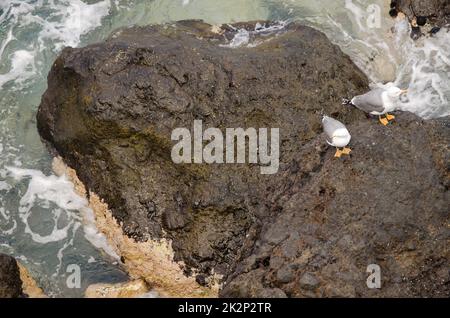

left=386, top=86, right=407, bottom=99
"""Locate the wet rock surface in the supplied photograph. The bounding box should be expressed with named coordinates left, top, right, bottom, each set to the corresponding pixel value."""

left=37, top=20, right=449, bottom=297
left=0, top=254, right=23, bottom=298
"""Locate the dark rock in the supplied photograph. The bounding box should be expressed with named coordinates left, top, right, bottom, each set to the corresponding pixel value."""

left=430, top=26, right=441, bottom=35
left=221, top=113, right=449, bottom=298
left=298, top=273, right=320, bottom=291
left=258, top=288, right=288, bottom=298
left=37, top=20, right=367, bottom=281
left=389, top=9, right=398, bottom=18
left=410, top=26, right=422, bottom=40
left=0, top=254, right=23, bottom=298
left=276, top=265, right=295, bottom=284
left=37, top=20, right=450, bottom=298
left=416, top=16, right=427, bottom=26
left=393, top=0, right=450, bottom=38
left=195, top=275, right=207, bottom=286
left=280, top=237, right=299, bottom=259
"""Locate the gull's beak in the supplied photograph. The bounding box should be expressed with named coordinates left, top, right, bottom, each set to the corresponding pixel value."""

left=400, top=89, right=408, bottom=94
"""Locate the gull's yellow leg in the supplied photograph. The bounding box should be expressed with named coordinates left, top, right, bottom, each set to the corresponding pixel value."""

left=386, top=113, right=395, bottom=121
left=341, top=147, right=352, bottom=155
left=379, top=115, right=389, bottom=126
left=334, top=148, right=343, bottom=158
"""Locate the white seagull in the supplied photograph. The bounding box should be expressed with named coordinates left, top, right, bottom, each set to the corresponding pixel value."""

left=343, top=85, right=408, bottom=126
left=322, top=116, right=352, bottom=158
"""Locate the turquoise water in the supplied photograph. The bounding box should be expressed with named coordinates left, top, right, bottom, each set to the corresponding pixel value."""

left=0, top=0, right=449, bottom=297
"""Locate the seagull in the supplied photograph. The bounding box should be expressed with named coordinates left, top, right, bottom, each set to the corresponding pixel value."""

left=322, top=116, right=352, bottom=158
left=343, top=85, right=408, bottom=126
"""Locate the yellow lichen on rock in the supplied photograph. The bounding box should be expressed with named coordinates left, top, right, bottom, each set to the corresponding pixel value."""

left=18, top=263, right=47, bottom=298
left=52, top=157, right=219, bottom=298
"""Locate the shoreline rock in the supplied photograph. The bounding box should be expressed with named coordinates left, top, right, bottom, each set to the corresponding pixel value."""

left=53, top=157, right=219, bottom=297
left=0, top=254, right=46, bottom=298
left=37, top=20, right=368, bottom=292
left=17, top=263, right=47, bottom=298
left=37, top=20, right=449, bottom=297
left=0, top=254, right=23, bottom=298
left=221, top=113, right=449, bottom=297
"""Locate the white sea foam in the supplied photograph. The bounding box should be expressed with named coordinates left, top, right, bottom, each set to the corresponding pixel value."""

left=0, top=50, right=35, bottom=89
left=0, top=28, right=14, bottom=60
left=0, top=0, right=111, bottom=88
left=81, top=206, right=120, bottom=260
left=0, top=243, right=14, bottom=254
left=0, top=206, right=17, bottom=235
left=227, top=28, right=250, bottom=47
left=6, top=167, right=81, bottom=243
left=0, top=1, right=119, bottom=295
left=6, top=167, right=87, bottom=211
left=343, top=2, right=450, bottom=118
left=297, top=0, right=450, bottom=119
left=272, top=0, right=450, bottom=118
left=393, top=28, right=450, bottom=119
left=36, top=0, right=112, bottom=51
left=53, top=221, right=80, bottom=276
left=4, top=166, right=119, bottom=259
left=221, top=21, right=288, bottom=48
left=0, top=180, right=9, bottom=191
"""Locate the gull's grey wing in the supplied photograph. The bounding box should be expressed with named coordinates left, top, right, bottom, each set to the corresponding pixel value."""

left=352, top=88, right=385, bottom=113
left=322, top=116, right=346, bottom=139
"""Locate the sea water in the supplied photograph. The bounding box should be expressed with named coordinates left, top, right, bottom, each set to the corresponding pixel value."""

left=0, top=0, right=448, bottom=297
